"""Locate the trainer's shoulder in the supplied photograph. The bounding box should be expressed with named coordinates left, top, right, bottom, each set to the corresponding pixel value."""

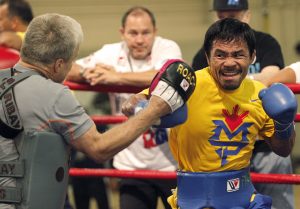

left=22, top=75, right=71, bottom=106
left=45, top=80, right=76, bottom=105
left=29, top=75, right=68, bottom=91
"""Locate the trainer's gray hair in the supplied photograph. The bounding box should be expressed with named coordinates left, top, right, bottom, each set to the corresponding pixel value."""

left=21, top=13, right=83, bottom=65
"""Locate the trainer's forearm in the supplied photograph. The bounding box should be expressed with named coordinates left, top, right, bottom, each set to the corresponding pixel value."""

left=97, top=108, right=158, bottom=160
left=74, top=110, right=159, bottom=163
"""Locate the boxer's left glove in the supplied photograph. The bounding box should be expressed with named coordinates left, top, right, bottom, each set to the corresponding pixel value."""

left=149, top=59, right=196, bottom=112
left=259, top=83, right=298, bottom=140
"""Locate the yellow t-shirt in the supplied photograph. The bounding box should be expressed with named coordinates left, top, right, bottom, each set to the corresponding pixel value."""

left=16, top=32, right=25, bottom=41
left=169, top=67, right=274, bottom=172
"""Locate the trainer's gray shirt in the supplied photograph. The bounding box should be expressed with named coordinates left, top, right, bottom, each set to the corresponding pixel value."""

left=0, top=63, right=94, bottom=208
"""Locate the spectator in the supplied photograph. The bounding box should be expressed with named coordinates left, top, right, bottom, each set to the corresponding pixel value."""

left=263, top=41, right=300, bottom=85
left=0, top=0, right=33, bottom=50
left=264, top=62, right=300, bottom=86
left=67, top=6, right=180, bottom=209
left=191, top=1, right=293, bottom=208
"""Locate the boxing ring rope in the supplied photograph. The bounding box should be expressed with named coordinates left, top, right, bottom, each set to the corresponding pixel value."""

left=69, top=168, right=300, bottom=184
left=91, top=115, right=127, bottom=124
left=285, top=83, right=300, bottom=94
left=64, top=80, right=145, bottom=93
left=65, top=81, right=300, bottom=185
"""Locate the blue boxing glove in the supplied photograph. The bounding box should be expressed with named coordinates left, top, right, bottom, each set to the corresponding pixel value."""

left=259, top=83, right=298, bottom=140
left=135, top=100, right=187, bottom=128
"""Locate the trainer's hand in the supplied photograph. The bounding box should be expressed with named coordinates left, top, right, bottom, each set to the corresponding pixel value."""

left=259, top=83, right=298, bottom=139
left=149, top=59, right=196, bottom=112
left=121, top=93, right=147, bottom=117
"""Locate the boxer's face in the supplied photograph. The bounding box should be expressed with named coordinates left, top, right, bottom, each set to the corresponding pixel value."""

left=207, top=39, right=255, bottom=90
left=120, top=13, right=156, bottom=60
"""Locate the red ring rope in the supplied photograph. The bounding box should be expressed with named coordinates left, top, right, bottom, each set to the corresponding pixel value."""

left=91, top=115, right=127, bottom=124
left=64, top=80, right=145, bottom=93
left=286, top=83, right=300, bottom=94
left=69, top=168, right=300, bottom=184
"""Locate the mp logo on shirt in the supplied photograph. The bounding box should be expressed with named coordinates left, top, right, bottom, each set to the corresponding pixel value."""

left=227, top=178, right=240, bottom=192
left=209, top=105, right=253, bottom=166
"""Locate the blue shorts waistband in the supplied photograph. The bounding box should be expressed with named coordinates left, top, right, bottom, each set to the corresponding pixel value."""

left=176, top=168, right=255, bottom=209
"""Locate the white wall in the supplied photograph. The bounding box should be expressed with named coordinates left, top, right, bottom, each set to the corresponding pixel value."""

left=28, top=0, right=300, bottom=64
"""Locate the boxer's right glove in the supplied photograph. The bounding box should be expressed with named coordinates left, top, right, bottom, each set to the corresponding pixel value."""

left=149, top=59, right=196, bottom=112
left=259, top=83, right=298, bottom=140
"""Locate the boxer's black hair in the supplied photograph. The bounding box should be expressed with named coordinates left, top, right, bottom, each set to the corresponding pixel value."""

left=203, top=18, right=256, bottom=58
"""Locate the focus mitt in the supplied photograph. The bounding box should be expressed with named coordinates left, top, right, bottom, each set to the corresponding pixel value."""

left=149, top=59, right=196, bottom=112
